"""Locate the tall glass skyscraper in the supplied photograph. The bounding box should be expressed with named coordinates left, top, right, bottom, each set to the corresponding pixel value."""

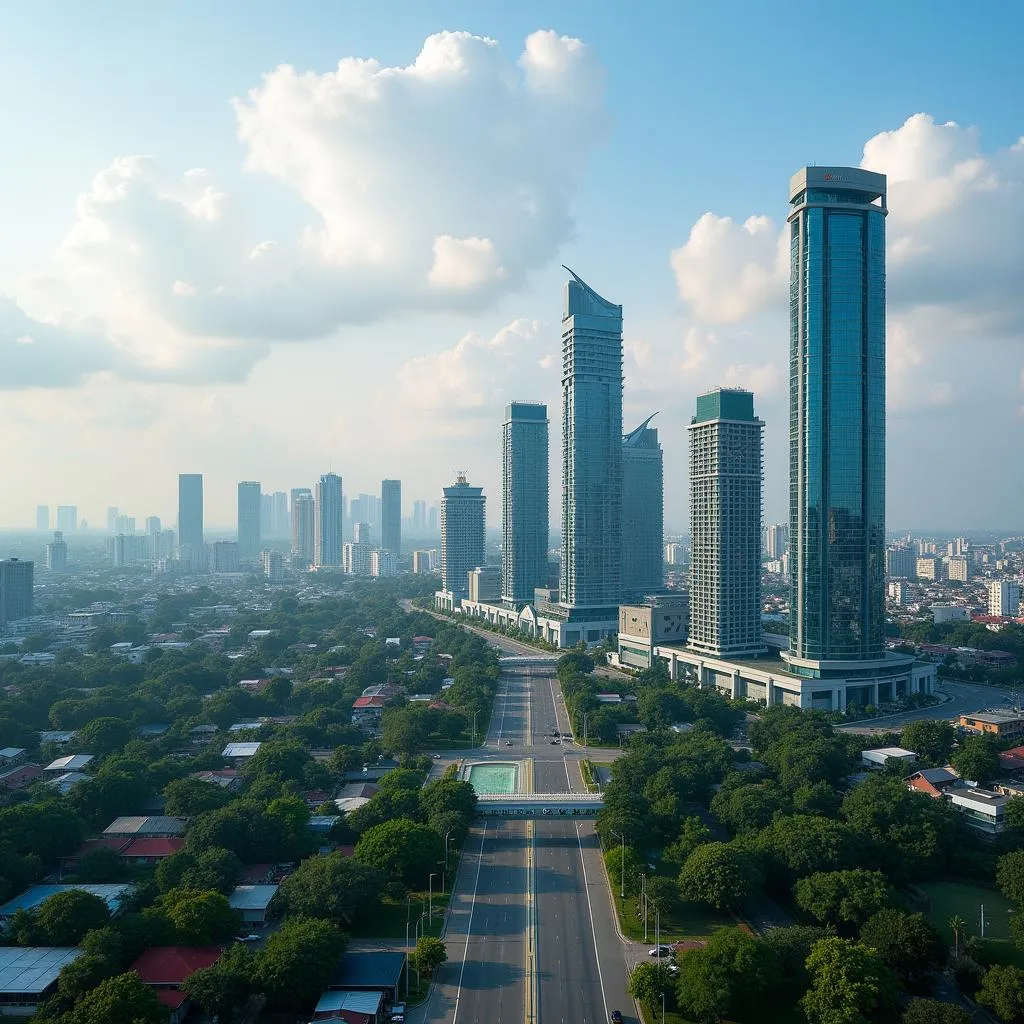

left=502, top=402, right=549, bottom=603
left=621, top=414, right=664, bottom=599
left=786, top=166, right=887, bottom=669
left=381, top=479, right=402, bottom=555
left=559, top=268, right=623, bottom=609
left=237, top=481, right=262, bottom=561
left=314, top=473, right=343, bottom=567
left=177, top=473, right=203, bottom=569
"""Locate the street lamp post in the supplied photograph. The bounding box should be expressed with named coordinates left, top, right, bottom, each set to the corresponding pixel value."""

left=640, top=873, right=648, bottom=943
left=429, top=872, right=438, bottom=925
left=610, top=829, right=626, bottom=899
left=472, top=710, right=479, bottom=747
left=583, top=712, right=589, bottom=749
left=443, top=830, right=452, bottom=893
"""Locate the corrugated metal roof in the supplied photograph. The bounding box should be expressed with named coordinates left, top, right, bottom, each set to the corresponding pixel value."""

left=228, top=884, right=279, bottom=910
left=0, top=947, right=82, bottom=994
left=314, top=990, right=384, bottom=1015
left=0, top=884, right=134, bottom=919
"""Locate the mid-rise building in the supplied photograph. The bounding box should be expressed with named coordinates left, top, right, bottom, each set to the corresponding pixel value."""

left=381, top=479, right=401, bottom=555
left=989, top=581, right=1021, bottom=618
left=931, top=603, right=969, bottom=625
left=560, top=268, right=623, bottom=610
left=45, top=532, right=68, bottom=573
left=886, top=545, right=915, bottom=579
left=412, top=500, right=427, bottom=534
left=106, top=507, right=119, bottom=533
left=353, top=522, right=371, bottom=545
left=469, top=566, right=502, bottom=604
left=370, top=549, right=397, bottom=578
left=109, top=534, right=148, bottom=568
left=916, top=556, right=939, bottom=581
left=888, top=580, right=908, bottom=605
left=291, top=490, right=314, bottom=566
left=145, top=516, right=161, bottom=536
left=56, top=506, right=77, bottom=533
left=664, top=543, right=685, bottom=567
left=0, top=559, right=34, bottom=624
left=947, top=556, right=969, bottom=583
left=210, top=541, right=240, bottom=573
left=688, top=388, right=764, bottom=658
left=764, top=523, right=789, bottom=560
left=115, top=515, right=135, bottom=535
left=237, top=481, right=262, bottom=561
left=314, top=473, right=344, bottom=568
left=35, top=506, right=49, bottom=531
left=260, top=549, right=284, bottom=581
left=439, top=474, right=485, bottom=597
left=501, top=401, right=549, bottom=604
left=412, top=550, right=433, bottom=574
left=621, top=414, right=664, bottom=599
left=343, top=541, right=372, bottom=577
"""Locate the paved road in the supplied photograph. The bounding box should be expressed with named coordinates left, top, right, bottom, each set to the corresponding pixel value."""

left=837, top=679, right=1017, bottom=732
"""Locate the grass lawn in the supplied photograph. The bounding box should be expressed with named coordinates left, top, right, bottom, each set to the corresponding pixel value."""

left=920, top=880, right=1015, bottom=943
left=613, top=891, right=734, bottom=943
left=347, top=891, right=452, bottom=939
left=638, top=1002, right=696, bottom=1024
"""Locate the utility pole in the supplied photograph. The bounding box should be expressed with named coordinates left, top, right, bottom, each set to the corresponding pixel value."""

left=472, top=710, right=479, bottom=747
left=641, top=873, right=648, bottom=943
left=610, top=829, right=626, bottom=899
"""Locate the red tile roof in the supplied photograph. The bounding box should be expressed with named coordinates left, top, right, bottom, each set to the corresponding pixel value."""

left=0, top=763, right=42, bottom=790
left=71, top=837, right=131, bottom=859
left=122, top=837, right=184, bottom=859
left=131, top=946, right=222, bottom=986
left=352, top=695, right=386, bottom=709
left=156, top=990, right=187, bottom=1010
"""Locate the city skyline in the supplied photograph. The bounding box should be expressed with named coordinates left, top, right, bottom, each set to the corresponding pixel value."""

left=1, top=6, right=1021, bottom=534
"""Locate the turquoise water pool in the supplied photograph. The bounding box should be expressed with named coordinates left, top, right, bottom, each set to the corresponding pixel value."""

left=467, top=762, right=519, bottom=795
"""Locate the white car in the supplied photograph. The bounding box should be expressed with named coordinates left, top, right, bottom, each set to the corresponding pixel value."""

left=649, top=945, right=672, bottom=957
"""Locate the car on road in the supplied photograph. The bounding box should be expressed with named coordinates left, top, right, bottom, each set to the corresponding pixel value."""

left=610, top=1012, right=623, bottom=1023
left=649, top=944, right=672, bottom=957
left=432, top=753, right=442, bottom=759
left=505, top=739, right=513, bottom=746
left=236, top=934, right=261, bottom=943
left=550, top=738, right=560, bottom=744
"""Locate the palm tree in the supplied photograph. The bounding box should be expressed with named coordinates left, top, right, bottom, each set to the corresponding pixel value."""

left=949, top=915, right=967, bottom=959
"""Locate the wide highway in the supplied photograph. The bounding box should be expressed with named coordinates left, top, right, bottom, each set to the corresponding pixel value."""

left=418, top=661, right=636, bottom=1023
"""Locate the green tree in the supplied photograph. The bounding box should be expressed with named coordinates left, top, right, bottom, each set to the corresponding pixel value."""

left=243, top=741, right=314, bottom=786
left=162, top=777, right=232, bottom=817
left=1005, top=797, right=1024, bottom=834
left=899, top=720, right=956, bottom=765
left=420, top=778, right=477, bottom=822
left=181, top=943, right=254, bottom=1023
left=678, top=842, right=762, bottom=911
left=902, top=999, right=971, bottom=1024
left=380, top=709, right=427, bottom=757
left=275, top=853, right=385, bottom=925
left=155, top=848, right=242, bottom=895
left=801, top=936, right=899, bottom=1024
left=629, top=961, right=675, bottom=1008
left=73, top=847, right=126, bottom=883
left=793, top=869, right=890, bottom=931
left=604, top=844, right=645, bottom=895
left=662, top=816, right=711, bottom=870
left=753, top=814, right=857, bottom=885
left=711, top=782, right=789, bottom=835
left=158, top=888, right=241, bottom=945
left=644, top=876, right=681, bottom=915
left=22, top=889, right=111, bottom=946
left=62, top=971, right=168, bottom=1024
left=761, top=925, right=826, bottom=1002
left=997, top=850, right=1024, bottom=905
left=978, top=964, right=1024, bottom=1023
left=675, top=926, right=775, bottom=1023
left=859, top=908, right=945, bottom=990
left=255, top=916, right=347, bottom=1010
left=354, top=819, right=444, bottom=886
left=951, top=736, right=1001, bottom=785
left=73, top=718, right=132, bottom=758
left=410, top=935, right=447, bottom=976
left=67, top=772, right=152, bottom=829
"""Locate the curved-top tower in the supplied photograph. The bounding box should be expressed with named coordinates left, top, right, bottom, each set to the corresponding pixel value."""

left=559, top=268, right=623, bottom=609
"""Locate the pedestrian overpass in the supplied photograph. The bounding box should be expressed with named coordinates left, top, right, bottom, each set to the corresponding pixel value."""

left=499, top=655, right=559, bottom=667
left=476, top=793, right=604, bottom=818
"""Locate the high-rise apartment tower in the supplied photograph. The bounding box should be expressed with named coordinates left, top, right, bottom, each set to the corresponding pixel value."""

left=381, top=479, right=401, bottom=555
left=688, top=388, right=765, bottom=657
left=501, top=402, right=549, bottom=604
left=177, top=474, right=204, bottom=556
left=621, top=414, right=664, bottom=599
left=291, top=489, right=314, bottom=565
left=314, top=473, right=344, bottom=567
left=440, top=474, right=485, bottom=597
left=237, top=481, right=262, bottom=561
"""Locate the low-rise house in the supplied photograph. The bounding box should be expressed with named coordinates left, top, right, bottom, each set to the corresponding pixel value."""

left=37, top=730, right=75, bottom=746
left=861, top=746, right=918, bottom=769
left=190, top=768, right=241, bottom=791
left=0, top=763, right=41, bottom=791
left=44, top=771, right=89, bottom=795
left=228, top=884, right=278, bottom=925
left=103, top=816, right=187, bottom=839
left=136, top=724, right=170, bottom=739
left=121, top=837, right=185, bottom=864
left=0, top=748, right=26, bottom=768
left=0, top=947, right=82, bottom=1016
left=43, top=754, right=93, bottom=776
left=959, top=711, right=1024, bottom=739
left=0, top=884, right=134, bottom=922
left=189, top=724, right=218, bottom=746
left=998, top=746, right=1024, bottom=774
left=352, top=695, right=387, bottom=728
left=311, top=990, right=385, bottom=1024
left=228, top=721, right=265, bottom=733
left=327, top=952, right=406, bottom=1004
left=906, top=767, right=960, bottom=797
left=309, top=815, right=341, bottom=834
left=947, top=788, right=1009, bottom=835
left=595, top=693, right=622, bottom=704
left=222, top=742, right=261, bottom=764
left=130, top=947, right=222, bottom=1024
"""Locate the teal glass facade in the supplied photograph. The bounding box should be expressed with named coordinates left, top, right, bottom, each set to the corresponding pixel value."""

left=788, top=167, right=887, bottom=663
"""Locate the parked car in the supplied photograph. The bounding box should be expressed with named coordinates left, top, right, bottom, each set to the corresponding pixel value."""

left=649, top=945, right=672, bottom=957
left=610, top=1012, right=623, bottom=1023
left=505, top=740, right=514, bottom=746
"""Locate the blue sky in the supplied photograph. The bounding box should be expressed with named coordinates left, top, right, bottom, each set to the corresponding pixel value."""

left=2, top=1, right=1022, bottom=531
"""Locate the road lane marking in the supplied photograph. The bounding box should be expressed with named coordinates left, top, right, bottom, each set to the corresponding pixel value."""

left=525, top=819, right=537, bottom=1024
left=574, top=821, right=611, bottom=1023
left=451, top=821, right=488, bottom=1024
